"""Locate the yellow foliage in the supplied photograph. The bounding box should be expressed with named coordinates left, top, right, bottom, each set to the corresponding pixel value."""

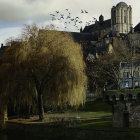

left=0, top=25, right=87, bottom=109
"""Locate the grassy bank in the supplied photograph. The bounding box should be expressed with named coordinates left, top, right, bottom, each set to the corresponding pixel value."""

left=7, top=99, right=112, bottom=124
left=2, top=100, right=140, bottom=139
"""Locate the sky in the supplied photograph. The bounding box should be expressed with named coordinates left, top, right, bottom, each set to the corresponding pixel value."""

left=0, top=0, right=140, bottom=45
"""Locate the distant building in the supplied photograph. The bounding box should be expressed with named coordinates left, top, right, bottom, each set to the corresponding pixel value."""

left=111, top=2, right=132, bottom=34
left=83, top=2, right=132, bottom=38
left=134, top=22, right=140, bottom=33
left=78, top=2, right=135, bottom=60
left=120, top=62, right=140, bottom=88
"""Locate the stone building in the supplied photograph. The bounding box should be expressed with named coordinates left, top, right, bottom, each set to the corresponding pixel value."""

left=120, top=62, right=140, bottom=89
left=111, top=2, right=132, bottom=34
left=83, top=15, right=111, bottom=38
left=106, top=90, right=140, bottom=127
left=134, top=22, right=140, bottom=33
left=83, top=2, right=132, bottom=38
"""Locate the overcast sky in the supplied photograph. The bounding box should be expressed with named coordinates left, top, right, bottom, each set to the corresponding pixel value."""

left=0, top=0, right=140, bottom=45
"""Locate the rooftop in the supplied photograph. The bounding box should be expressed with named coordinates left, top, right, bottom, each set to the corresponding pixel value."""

left=83, top=19, right=111, bottom=33
left=116, top=2, right=128, bottom=7
left=134, top=23, right=140, bottom=33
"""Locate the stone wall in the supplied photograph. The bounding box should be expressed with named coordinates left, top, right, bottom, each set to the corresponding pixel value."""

left=106, top=90, right=140, bottom=127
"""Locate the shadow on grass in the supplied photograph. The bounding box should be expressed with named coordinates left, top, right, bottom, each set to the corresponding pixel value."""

left=72, top=116, right=112, bottom=130
left=78, top=99, right=112, bottom=112
left=5, top=116, right=140, bottom=140
left=73, top=117, right=140, bottom=133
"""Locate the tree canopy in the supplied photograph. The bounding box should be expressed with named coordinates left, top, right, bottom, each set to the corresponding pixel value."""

left=0, top=24, right=87, bottom=120
left=86, top=37, right=132, bottom=91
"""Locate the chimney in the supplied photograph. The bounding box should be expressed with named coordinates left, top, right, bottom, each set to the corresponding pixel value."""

left=1, top=43, right=3, bottom=48
left=99, top=15, right=104, bottom=23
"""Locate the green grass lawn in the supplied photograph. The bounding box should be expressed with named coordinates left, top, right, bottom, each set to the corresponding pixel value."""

left=6, top=99, right=140, bottom=140
left=65, top=98, right=112, bottom=119
left=68, top=99, right=113, bottom=130
left=43, top=99, right=112, bottom=120
left=8, top=99, right=140, bottom=133
left=9, top=99, right=112, bottom=124
left=42, top=99, right=140, bottom=133
left=69, top=99, right=140, bottom=133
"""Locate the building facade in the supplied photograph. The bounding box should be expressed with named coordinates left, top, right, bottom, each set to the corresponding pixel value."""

left=111, top=2, right=132, bottom=34
left=120, top=62, right=140, bottom=89
left=83, top=2, right=133, bottom=37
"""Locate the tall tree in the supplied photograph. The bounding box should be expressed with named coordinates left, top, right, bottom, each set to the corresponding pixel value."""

left=0, top=24, right=87, bottom=121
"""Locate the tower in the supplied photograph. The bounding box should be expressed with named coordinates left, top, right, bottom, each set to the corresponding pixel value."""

left=99, top=15, right=104, bottom=23
left=111, top=2, right=132, bottom=34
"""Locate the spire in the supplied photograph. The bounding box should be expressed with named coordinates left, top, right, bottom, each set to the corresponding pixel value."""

left=99, top=14, right=104, bottom=23
left=80, top=27, right=83, bottom=32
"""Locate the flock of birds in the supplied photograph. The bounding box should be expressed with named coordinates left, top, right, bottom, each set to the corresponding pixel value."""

left=49, top=9, right=97, bottom=31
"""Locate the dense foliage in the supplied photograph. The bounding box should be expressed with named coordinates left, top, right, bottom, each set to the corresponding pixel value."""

left=0, top=24, right=87, bottom=120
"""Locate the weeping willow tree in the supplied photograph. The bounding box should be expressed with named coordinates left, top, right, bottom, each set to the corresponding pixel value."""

left=0, top=43, right=37, bottom=126
left=0, top=24, right=87, bottom=121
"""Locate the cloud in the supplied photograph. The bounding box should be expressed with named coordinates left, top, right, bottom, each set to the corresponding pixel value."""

left=0, top=26, right=22, bottom=45
left=0, top=0, right=140, bottom=44
left=0, top=0, right=139, bottom=26
left=0, top=0, right=51, bottom=22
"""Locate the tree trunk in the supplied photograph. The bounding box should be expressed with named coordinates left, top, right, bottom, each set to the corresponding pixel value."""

left=132, top=77, right=135, bottom=89
left=0, top=106, right=8, bottom=129
left=38, top=93, right=44, bottom=121
left=33, top=75, right=44, bottom=121
left=117, top=80, right=120, bottom=90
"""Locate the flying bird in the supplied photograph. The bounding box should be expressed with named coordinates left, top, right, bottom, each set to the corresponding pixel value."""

left=60, top=15, right=64, bottom=19
left=85, top=10, right=88, bottom=13
left=81, top=10, right=84, bottom=13
left=66, top=16, right=70, bottom=19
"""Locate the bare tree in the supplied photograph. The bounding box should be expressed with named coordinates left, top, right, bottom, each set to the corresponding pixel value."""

left=86, top=39, right=131, bottom=91
left=125, top=33, right=140, bottom=89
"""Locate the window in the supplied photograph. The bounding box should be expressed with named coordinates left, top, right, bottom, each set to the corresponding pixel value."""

left=106, top=40, right=109, bottom=44
left=123, top=72, right=129, bottom=78
left=124, top=16, right=127, bottom=23
left=134, top=81, right=139, bottom=87
left=112, top=10, right=116, bottom=24
left=124, top=81, right=129, bottom=88
left=124, top=10, right=127, bottom=23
